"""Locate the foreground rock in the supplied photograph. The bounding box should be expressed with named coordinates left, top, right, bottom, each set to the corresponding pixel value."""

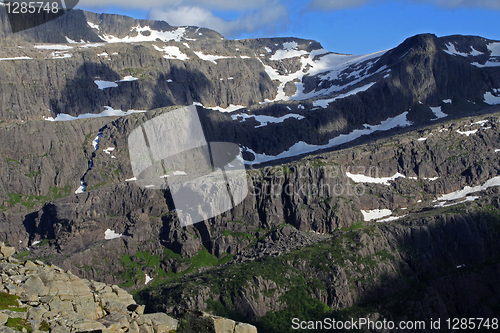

left=0, top=243, right=254, bottom=332
left=177, top=309, right=257, bottom=333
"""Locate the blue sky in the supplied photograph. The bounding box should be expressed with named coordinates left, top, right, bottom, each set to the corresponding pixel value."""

left=77, top=0, right=500, bottom=54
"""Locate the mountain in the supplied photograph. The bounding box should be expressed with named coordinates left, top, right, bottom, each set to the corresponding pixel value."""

left=1, top=6, right=500, bottom=333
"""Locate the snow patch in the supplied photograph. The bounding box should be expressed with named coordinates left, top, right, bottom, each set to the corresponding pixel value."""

left=231, top=113, right=305, bottom=128
left=435, top=176, right=500, bottom=202
left=102, top=26, right=187, bottom=43
left=104, top=229, right=123, bottom=240
left=313, top=82, right=376, bottom=108
left=193, top=51, right=235, bottom=63
left=94, top=80, right=118, bottom=89
left=45, top=107, right=146, bottom=121
left=0, top=57, right=32, bottom=61
left=92, top=132, right=103, bottom=150
left=444, top=43, right=482, bottom=57
left=346, top=172, right=406, bottom=186
left=87, top=22, right=100, bottom=30
left=153, top=45, right=189, bottom=60
left=270, top=43, right=308, bottom=60
left=361, top=209, right=392, bottom=221
left=456, top=129, right=478, bottom=136
left=430, top=106, right=447, bottom=120
left=434, top=196, right=479, bottom=208
left=243, top=112, right=411, bottom=165
left=104, top=147, right=115, bottom=154
left=35, top=45, right=73, bottom=50
left=260, top=48, right=388, bottom=103
left=471, top=120, right=489, bottom=126
left=205, top=104, right=246, bottom=113
left=145, top=274, right=153, bottom=285
left=378, top=215, right=407, bottom=222
left=118, top=76, right=138, bottom=82
left=471, top=42, right=500, bottom=67
left=95, top=76, right=138, bottom=89
left=79, top=43, right=106, bottom=48
left=484, top=92, right=500, bottom=105
left=443, top=99, right=452, bottom=104
left=75, top=180, right=86, bottom=194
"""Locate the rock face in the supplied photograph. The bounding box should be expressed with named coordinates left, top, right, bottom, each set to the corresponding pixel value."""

left=177, top=309, right=257, bottom=333
left=0, top=246, right=257, bottom=332
left=139, top=210, right=500, bottom=333
left=0, top=250, right=176, bottom=332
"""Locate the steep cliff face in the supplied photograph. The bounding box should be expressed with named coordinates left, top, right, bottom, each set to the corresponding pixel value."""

left=135, top=210, right=500, bottom=333
left=0, top=244, right=258, bottom=333
left=1, top=7, right=500, bottom=145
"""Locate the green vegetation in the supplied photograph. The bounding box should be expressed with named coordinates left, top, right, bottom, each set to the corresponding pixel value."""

left=6, top=318, right=32, bottom=332
left=1, top=186, right=70, bottom=211
left=258, top=287, right=332, bottom=333
left=117, top=247, right=234, bottom=288
left=116, top=252, right=162, bottom=288
left=222, top=230, right=254, bottom=241
left=134, top=224, right=405, bottom=333
left=0, top=292, right=26, bottom=312
left=15, top=250, right=30, bottom=260
left=206, top=299, right=228, bottom=317
left=24, top=171, right=41, bottom=178
left=342, top=220, right=364, bottom=231
left=5, top=157, right=21, bottom=165
left=39, top=321, right=50, bottom=331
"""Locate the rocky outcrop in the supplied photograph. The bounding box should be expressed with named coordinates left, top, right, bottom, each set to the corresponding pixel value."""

left=177, top=309, right=257, bottom=333
left=0, top=242, right=178, bottom=332
left=0, top=243, right=258, bottom=332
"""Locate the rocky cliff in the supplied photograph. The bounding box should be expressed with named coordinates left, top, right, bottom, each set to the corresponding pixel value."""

left=0, top=242, right=257, bottom=332
left=0, top=107, right=495, bottom=332
left=1, top=7, right=500, bottom=164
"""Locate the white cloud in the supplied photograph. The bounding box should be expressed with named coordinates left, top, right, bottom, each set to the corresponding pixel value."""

left=77, top=0, right=498, bottom=40
left=308, top=0, right=371, bottom=10
left=79, top=0, right=272, bottom=11
left=308, top=0, right=500, bottom=10
left=149, top=3, right=288, bottom=38
left=79, top=0, right=289, bottom=39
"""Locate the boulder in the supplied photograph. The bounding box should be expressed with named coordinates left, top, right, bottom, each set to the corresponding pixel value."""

left=177, top=309, right=257, bottom=333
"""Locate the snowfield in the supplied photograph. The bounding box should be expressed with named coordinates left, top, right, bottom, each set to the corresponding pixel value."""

left=244, top=111, right=412, bottom=165
left=484, top=91, right=500, bottom=105
left=104, top=229, right=123, bottom=240
left=45, top=107, right=146, bottom=121
left=0, top=57, right=32, bottom=61
left=430, top=106, right=447, bottom=120
left=434, top=176, right=500, bottom=202
left=231, top=113, right=305, bottom=128
left=193, top=51, right=235, bottom=64
left=361, top=209, right=392, bottom=221
left=346, top=172, right=406, bottom=185
left=100, top=26, right=188, bottom=43
left=259, top=46, right=389, bottom=103
left=154, top=45, right=189, bottom=60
